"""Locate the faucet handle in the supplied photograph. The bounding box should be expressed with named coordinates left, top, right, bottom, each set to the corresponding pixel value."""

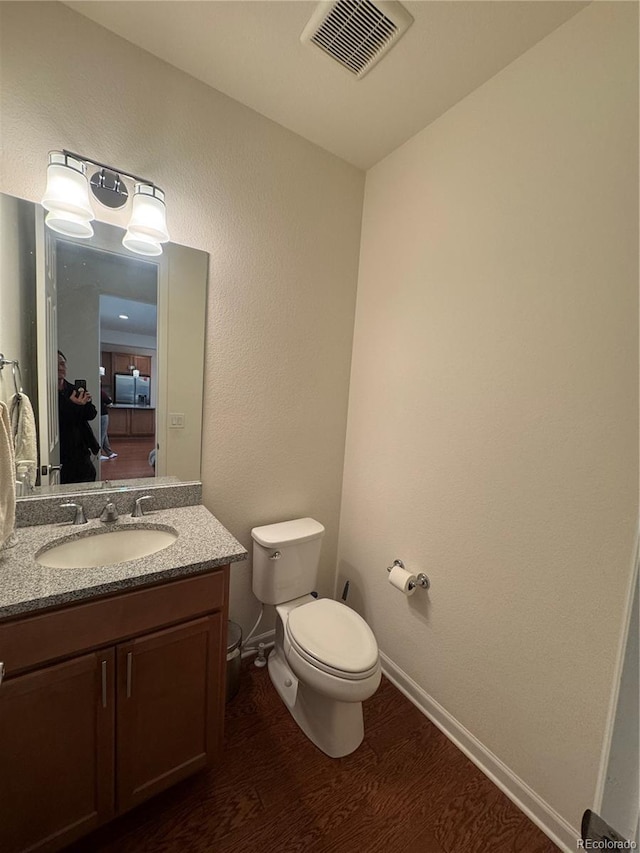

left=60, top=502, right=87, bottom=525
left=132, top=495, right=153, bottom=518
left=100, top=501, right=119, bottom=523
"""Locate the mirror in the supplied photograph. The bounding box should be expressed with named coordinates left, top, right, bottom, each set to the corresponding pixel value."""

left=0, top=192, right=208, bottom=495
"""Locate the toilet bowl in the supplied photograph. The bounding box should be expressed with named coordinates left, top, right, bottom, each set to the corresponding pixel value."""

left=283, top=597, right=380, bottom=701
left=251, top=518, right=381, bottom=758
left=269, top=596, right=381, bottom=757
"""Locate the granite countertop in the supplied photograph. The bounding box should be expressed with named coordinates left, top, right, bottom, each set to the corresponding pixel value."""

left=0, top=505, right=247, bottom=621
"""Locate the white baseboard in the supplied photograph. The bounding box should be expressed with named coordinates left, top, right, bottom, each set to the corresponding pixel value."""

left=379, top=651, right=579, bottom=853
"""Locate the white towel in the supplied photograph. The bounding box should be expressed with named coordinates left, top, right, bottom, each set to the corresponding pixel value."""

left=0, top=401, right=17, bottom=549
left=10, top=392, right=38, bottom=486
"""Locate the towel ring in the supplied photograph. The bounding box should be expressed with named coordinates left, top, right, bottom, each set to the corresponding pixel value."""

left=12, top=362, right=23, bottom=395
left=0, top=354, right=24, bottom=396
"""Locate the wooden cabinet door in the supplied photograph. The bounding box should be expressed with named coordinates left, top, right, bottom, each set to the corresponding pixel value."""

left=130, top=408, right=155, bottom=436
left=100, top=351, right=113, bottom=392
left=133, top=355, right=152, bottom=376
left=107, top=407, right=130, bottom=436
left=116, top=614, right=224, bottom=813
left=113, top=353, right=134, bottom=375
left=0, top=651, right=115, bottom=853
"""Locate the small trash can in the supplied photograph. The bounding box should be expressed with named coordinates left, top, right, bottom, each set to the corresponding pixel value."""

left=226, top=621, right=242, bottom=702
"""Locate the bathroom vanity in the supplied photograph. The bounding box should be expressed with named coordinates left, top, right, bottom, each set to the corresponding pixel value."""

left=0, top=488, right=247, bottom=853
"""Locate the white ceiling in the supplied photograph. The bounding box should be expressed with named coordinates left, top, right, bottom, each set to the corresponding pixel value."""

left=100, top=296, right=158, bottom=339
left=66, top=0, right=589, bottom=170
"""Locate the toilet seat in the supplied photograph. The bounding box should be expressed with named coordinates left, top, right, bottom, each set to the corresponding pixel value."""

left=285, top=599, right=379, bottom=681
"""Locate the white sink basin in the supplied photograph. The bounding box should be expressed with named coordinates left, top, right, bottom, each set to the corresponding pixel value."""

left=36, top=526, right=178, bottom=569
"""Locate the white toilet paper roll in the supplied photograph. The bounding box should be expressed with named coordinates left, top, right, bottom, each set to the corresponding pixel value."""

left=388, top=565, right=416, bottom=596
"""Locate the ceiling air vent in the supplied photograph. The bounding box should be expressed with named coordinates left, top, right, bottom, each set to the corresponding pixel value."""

left=301, top=0, right=414, bottom=80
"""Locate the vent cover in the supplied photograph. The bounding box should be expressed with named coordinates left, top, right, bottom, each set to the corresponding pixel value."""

left=301, top=0, right=414, bottom=79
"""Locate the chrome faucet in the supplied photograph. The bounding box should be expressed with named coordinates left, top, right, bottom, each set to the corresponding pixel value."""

left=60, top=502, right=87, bottom=525
left=132, top=495, right=153, bottom=518
left=100, top=501, right=119, bottom=523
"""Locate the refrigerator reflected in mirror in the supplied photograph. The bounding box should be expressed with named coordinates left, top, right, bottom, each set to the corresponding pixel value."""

left=114, top=373, right=151, bottom=406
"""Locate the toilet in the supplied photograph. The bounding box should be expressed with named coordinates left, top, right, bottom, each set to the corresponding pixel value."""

left=251, top=517, right=381, bottom=758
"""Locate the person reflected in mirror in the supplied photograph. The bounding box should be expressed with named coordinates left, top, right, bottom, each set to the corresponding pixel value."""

left=99, top=380, right=117, bottom=461
left=57, top=350, right=100, bottom=483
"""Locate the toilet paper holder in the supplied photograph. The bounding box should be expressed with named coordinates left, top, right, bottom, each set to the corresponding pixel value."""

left=386, top=559, right=430, bottom=591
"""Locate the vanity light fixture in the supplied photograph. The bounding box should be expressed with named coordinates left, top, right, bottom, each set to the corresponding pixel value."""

left=41, top=150, right=170, bottom=256
left=41, top=152, right=95, bottom=238
left=122, top=184, right=170, bottom=257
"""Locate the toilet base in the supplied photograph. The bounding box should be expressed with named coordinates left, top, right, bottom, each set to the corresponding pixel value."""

left=268, top=647, right=364, bottom=758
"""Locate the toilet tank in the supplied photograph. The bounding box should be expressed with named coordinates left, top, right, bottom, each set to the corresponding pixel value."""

left=251, top=518, right=325, bottom=605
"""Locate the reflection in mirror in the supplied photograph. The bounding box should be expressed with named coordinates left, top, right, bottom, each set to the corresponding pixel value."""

left=0, top=192, right=208, bottom=496
left=55, top=240, right=158, bottom=484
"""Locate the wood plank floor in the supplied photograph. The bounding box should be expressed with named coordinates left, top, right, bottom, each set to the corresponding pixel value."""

left=68, top=661, right=561, bottom=853
left=98, top=437, right=155, bottom=481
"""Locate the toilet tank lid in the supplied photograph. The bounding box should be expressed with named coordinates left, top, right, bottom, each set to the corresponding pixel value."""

left=251, top=517, right=325, bottom=547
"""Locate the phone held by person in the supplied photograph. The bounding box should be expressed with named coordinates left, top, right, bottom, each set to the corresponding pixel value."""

left=74, top=379, right=87, bottom=392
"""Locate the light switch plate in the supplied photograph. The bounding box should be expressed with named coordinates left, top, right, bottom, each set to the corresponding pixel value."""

left=169, top=413, right=185, bottom=429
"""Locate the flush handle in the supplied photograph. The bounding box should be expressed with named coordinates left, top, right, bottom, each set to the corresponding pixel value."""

left=269, top=551, right=281, bottom=560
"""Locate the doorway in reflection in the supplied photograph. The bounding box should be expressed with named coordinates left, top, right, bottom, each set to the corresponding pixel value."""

left=99, top=294, right=157, bottom=480
left=56, top=241, right=158, bottom=483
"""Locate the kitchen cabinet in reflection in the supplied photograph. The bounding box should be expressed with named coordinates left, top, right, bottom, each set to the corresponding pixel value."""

left=108, top=407, right=155, bottom=437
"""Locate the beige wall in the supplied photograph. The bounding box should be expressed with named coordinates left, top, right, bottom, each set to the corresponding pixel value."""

left=338, top=1, right=638, bottom=835
left=0, top=195, right=37, bottom=409
left=0, top=1, right=364, bottom=631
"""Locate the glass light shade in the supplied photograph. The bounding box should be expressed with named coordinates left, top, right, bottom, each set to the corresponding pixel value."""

left=45, top=209, right=94, bottom=239
left=126, top=183, right=169, bottom=243
left=132, top=369, right=140, bottom=378
left=41, top=152, right=95, bottom=222
left=122, top=228, right=163, bottom=257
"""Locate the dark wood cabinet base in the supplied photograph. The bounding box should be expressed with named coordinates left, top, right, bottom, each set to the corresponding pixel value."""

left=0, top=568, right=229, bottom=853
